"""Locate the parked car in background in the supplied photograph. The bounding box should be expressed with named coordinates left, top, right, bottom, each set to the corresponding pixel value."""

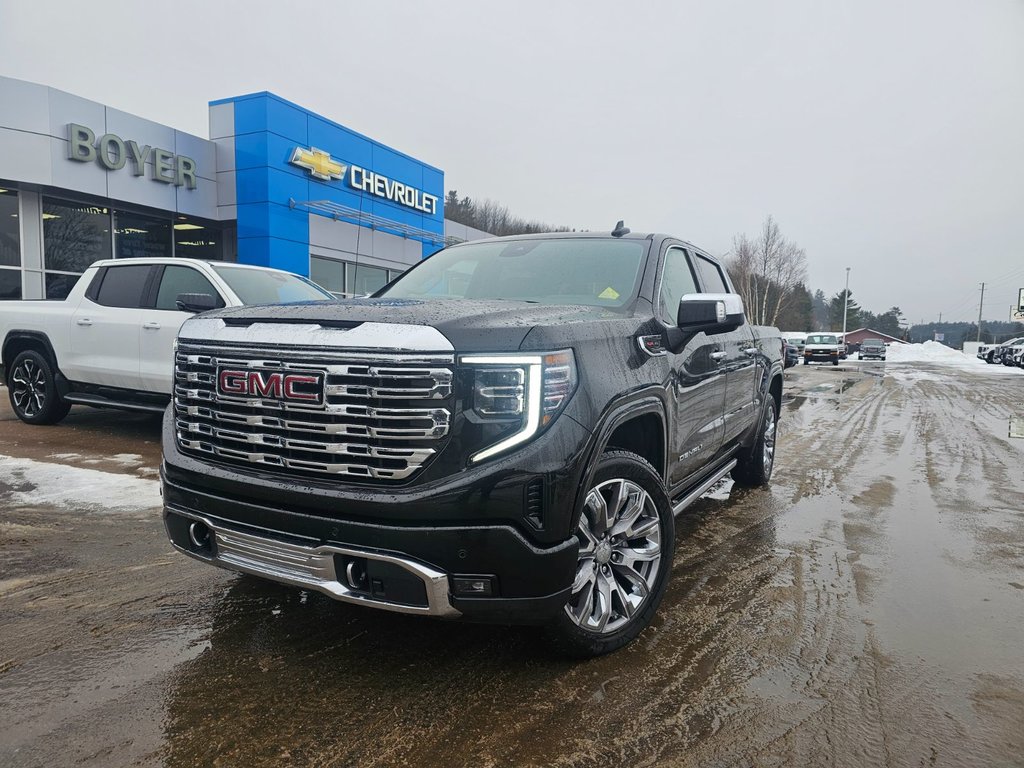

left=783, top=340, right=800, bottom=368
left=858, top=338, right=887, bottom=361
left=781, top=333, right=806, bottom=353
left=803, top=333, right=842, bottom=365
left=0, top=258, right=335, bottom=424
left=994, top=337, right=1024, bottom=366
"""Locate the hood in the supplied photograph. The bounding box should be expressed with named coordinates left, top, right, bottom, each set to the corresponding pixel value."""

left=194, top=297, right=627, bottom=352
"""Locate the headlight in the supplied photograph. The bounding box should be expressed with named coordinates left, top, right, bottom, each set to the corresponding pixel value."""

left=460, top=350, right=577, bottom=463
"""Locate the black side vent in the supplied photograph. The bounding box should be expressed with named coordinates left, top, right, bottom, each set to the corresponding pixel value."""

left=525, top=479, right=545, bottom=530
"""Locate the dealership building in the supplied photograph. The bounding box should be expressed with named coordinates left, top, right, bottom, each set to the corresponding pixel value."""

left=0, top=75, right=488, bottom=301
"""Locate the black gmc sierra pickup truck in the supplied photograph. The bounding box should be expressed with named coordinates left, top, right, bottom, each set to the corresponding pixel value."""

left=162, top=228, right=783, bottom=656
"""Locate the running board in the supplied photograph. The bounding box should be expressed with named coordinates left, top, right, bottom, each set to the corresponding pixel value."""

left=671, top=459, right=737, bottom=516
left=65, top=394, right=167, bottom=414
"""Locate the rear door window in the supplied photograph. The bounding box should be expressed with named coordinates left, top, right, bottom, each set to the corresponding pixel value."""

left=95, top=265, right=153, bottom=308
left=694, top=255, right=730, bottom=294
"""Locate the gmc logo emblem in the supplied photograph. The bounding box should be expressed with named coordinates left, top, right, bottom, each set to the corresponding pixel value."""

left=217, top=368, right=325, bottom=405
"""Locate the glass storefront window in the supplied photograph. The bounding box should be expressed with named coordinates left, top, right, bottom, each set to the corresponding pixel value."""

left=115, top=211, right=171, bottom=260
left=44, top=272, right=82, bottom=300
left=310, top=255, right=345, bottom=297
left=43, top=200, right=112, bottom=297
left=173, top=218, right=223, bottom=260
left=0, top=189, right=20, bottom=268
left=346, top=263, right=389, bottom=297
left=0, top=269, right=20, bottom=300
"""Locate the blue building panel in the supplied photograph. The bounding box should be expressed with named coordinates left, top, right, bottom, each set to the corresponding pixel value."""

left=216, top=90, right=445, bottom=277
left=307, top=116, right=374, bottom=169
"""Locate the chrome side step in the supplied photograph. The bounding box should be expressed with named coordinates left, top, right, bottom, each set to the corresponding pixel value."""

left=671, top=459, right=737, bottom=516
left=65, top=394, right=167, bottom=414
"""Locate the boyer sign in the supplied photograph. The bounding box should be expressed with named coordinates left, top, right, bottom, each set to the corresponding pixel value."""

left=66, top=123, right=197, bottom=189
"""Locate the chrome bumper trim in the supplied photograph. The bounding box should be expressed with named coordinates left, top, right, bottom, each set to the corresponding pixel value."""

left=166, top=506, right=460, bottom=618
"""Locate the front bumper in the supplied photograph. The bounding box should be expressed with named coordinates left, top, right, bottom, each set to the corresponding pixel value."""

left=166, top=505, right=460, bottom=616
left=161, top=460, right=579, bottom=624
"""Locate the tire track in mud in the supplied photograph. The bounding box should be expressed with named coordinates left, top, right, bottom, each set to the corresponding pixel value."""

left=758, top=365, right=1024, bottom=768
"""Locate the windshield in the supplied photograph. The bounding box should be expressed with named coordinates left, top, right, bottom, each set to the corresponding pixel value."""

left=212, top=265, right=335, bottom=305
left=380, top=238, right=647, bottom=308
left=864, top=339, right=883, bottom=346
left=806, top=334, right=838, bottom=344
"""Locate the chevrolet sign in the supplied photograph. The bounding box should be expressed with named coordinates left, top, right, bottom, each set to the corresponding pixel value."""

left=290, top=146, right=438, bottom=215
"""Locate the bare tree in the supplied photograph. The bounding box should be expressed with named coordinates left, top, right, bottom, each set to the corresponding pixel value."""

left=444, top=190, right=571, bottom=236
left=725, top=216, right=808, bottom=326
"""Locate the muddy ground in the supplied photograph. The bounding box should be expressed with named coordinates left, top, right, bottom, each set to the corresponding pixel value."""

left=1, top=360, right=1022, bottom=767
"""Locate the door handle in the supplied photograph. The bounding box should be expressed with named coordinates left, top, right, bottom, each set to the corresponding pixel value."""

left=710, top=350, right=728, bottom=362
left=76, top=318, right=92, bottom=327
left=142, top=322, right=161, bottom=330
left=743, top=347, right=759, bottom=356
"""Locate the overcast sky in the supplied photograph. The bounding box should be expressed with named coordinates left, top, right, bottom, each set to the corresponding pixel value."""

left=2, top=0, right=1022, bottom=323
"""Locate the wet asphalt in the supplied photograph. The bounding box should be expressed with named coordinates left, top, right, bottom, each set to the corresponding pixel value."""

left=1, top=360, right=1023, bottom=767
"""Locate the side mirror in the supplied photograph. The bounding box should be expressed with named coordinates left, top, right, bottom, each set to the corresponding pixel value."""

left=677, top=293, right=745, bottom=331
left=664, top=293, right=746, bottom=353
left=175, top=292, right=219, bottom=313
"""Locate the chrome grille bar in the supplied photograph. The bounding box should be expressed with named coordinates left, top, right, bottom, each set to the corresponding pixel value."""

left=173, top=341, right=454, bottom=482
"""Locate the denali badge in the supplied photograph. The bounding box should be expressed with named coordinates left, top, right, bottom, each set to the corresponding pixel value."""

left=217, top=368, right=325, bottom=405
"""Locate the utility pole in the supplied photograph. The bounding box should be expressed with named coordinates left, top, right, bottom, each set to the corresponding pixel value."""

left=938, top=312, right=942, bottom=323
left=841, top=267, right=851, bottom=350
left=976, top=282, right=986, bottom=342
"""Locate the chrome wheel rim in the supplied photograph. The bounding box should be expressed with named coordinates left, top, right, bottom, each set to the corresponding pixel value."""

left=11, top=359, right=47, bottom=418
left=564, top=478, right=662, bottom=634
left=763, top=404, right=776, bottom=476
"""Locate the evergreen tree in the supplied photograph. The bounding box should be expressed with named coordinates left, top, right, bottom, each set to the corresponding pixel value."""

left=811, top=289, right=829, bottom=331
left=829, top=290, right=861, bottom=331
left=775, top=283, right=814, bottom=331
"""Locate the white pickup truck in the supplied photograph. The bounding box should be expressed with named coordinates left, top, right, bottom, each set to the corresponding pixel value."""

left=0, top=258, right=334, bottom=424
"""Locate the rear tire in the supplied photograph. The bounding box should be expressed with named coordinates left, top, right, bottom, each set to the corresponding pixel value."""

left=546, top=450, right=674, bottom=658
left=7, top=350, right=71, bottom=425
left=732, top=396, right=777, bottom=487
left=832, top=359, right=839, bottom=366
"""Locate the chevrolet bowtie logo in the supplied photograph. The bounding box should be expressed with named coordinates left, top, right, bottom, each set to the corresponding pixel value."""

left=289, top=146, right=347, bottom=181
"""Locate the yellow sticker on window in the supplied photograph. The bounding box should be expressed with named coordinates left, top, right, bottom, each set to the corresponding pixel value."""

left=598, top=286, right=620, bottom=300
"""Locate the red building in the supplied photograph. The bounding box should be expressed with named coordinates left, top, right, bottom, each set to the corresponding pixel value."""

left=842, top=328, right=907, bottom=347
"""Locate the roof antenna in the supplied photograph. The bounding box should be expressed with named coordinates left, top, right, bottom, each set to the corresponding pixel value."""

left=611, top=220, right=630, bottom=237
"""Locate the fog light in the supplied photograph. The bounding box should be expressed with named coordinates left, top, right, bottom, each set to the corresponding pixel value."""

left=451, top=575, right=496, bottom=596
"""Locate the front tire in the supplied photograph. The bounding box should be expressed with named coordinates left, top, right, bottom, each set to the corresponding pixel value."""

left=7, top=350, right=71, bottom=425
left=546, top=451, right=674, bottom=658
left=733, top=396, right=778, bottom=487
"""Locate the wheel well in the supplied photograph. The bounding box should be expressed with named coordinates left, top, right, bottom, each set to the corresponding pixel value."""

left=605, top=413, right=665, bottom=479
left=2, top=334, right=57, bottom=382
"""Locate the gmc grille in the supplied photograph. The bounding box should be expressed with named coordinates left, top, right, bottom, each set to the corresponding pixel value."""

left=173, top=341, right=454, bottom=482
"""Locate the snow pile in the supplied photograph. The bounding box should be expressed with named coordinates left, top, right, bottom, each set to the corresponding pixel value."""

left=886, top=341, right=1020, bottom=375
left=0, top=454, right=160, bottom=513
